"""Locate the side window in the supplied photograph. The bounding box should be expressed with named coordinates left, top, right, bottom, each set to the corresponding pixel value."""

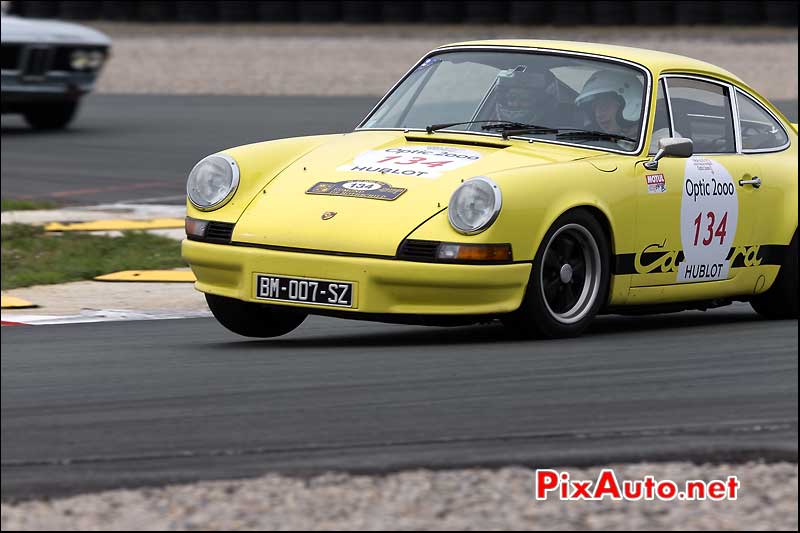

left=736, top=91, right=789, bottom=151
left=649, top=80, right=672, bottom=154
left=666, top=77, right=736, bottom=154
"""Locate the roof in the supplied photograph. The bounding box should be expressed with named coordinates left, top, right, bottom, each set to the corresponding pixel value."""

left=436, top=40, right=742, bottom=84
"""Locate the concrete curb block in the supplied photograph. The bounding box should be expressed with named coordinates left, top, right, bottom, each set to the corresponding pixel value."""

left=0, top=295, right=38, bottom=309
left=94, top=270, right=196, bottom=282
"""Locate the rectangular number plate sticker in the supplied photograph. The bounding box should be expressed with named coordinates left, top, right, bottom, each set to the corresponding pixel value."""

left=255, top=274, right=353, bottom=307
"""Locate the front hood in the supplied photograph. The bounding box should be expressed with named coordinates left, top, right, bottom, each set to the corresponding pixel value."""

left=0, top=15, right=110, bottom=45
left=232, top=130, right=594, bottom=256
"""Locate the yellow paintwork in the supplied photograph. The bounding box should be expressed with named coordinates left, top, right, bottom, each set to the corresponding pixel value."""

left=0, top=295, right=37, bottom=309
left=45, top=218, right=184, bottom=232
left=94, top=270, right=196, bottom=282
left=183, top=239, right=530, bottom=315
left=183, top=41, right=797, bottom=315
left=230, top=131, right=601, bottom=257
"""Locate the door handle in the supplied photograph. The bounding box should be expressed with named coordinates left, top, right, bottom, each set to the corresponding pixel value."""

left=738, top=176, right=762, bottom=189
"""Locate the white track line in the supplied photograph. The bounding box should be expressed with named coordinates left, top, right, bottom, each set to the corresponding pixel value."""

left=1, top=309, right=211, bottom=326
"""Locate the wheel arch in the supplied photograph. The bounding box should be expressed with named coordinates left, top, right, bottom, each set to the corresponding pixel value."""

left=530, top=201, right=618, bottom=261
left=505, top=202, right=617, bottom=338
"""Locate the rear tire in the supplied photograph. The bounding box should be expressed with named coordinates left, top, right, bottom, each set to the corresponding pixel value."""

left=750, top=232, right=798, bottom=319
left=23, top=101, right=79, bottom=130
left=206, top=294, right=307, bottom=338
left=503, top=210, right=611, bottom=338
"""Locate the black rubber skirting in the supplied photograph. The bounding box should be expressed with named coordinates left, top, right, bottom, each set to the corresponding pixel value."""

left=9, top=0, right=795, bottom=25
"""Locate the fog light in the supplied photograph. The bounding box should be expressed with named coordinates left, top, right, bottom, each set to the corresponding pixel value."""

left=185, top=217, right=209, bottom=238
left=437, top=243, right=512, bottom=262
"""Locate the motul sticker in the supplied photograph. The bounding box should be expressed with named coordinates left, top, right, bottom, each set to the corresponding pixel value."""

left=646, top=173, right=666, bottom=194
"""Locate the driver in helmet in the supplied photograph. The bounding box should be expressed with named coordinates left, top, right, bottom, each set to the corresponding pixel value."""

left=575, top=70, right=643, bottom=139
left=492, top=66, right=559, bottom=125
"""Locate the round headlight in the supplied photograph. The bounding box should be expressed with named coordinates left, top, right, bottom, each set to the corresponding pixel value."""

left=448, top=176, right=502, bottom=235
left=86, top=50, right=105, bottom=69
left=70, top=50, right=89, bottom=70
left=187, top=154, right=240, bottom=210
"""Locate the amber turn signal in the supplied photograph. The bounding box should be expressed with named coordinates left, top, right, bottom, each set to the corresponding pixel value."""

left=185, top=217, right=209, bottom=238
left=437, top=243, right=513, bottom=262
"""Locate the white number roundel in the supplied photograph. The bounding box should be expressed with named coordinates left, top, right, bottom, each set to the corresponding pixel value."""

left=677, top=157, right=739, bottom=283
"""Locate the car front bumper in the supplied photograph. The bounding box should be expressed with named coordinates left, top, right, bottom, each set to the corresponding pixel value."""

left=1, top=70, right=98, bottom=106
left=182, top=239, right=531, bottom=317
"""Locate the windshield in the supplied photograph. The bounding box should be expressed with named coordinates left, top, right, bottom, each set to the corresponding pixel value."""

left=360, top=49, right=649, bottom=152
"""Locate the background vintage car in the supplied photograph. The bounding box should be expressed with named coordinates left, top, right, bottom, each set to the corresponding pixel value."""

left=182, top=40, right=798, bottom=339
left=0, top=12, right=110, bottom=129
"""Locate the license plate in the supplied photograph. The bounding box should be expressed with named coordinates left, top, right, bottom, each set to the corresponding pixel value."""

left=255, top=274, right=353, bottom=307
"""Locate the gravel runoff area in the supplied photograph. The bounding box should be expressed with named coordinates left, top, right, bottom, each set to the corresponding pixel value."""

left=92, top=24, right=798, bottom=100
left=2, top=462, right=797, bottom=530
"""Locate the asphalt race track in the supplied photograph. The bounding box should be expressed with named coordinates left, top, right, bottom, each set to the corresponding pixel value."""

left=1, top=96, right=798, bottom=501
left=1, top=95, right=797, bottom=204
left=2, top=305, right=797, bottom=500
left=1, top=95, right=377, bottom=204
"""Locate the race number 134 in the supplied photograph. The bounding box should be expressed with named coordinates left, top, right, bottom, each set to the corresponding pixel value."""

left=692, top=211, right=728, bottom=246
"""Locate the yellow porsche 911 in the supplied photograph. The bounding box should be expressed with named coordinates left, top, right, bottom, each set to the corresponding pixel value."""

left=182, top=40, right=798, bottom=338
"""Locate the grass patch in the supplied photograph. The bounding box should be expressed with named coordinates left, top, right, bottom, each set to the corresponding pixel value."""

left=1, top=224, right=186, bottom=289
left=1, top=198, right=60, bottom=212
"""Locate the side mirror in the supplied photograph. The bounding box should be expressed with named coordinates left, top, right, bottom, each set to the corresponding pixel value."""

left=643, top=137, right=693, bottom=171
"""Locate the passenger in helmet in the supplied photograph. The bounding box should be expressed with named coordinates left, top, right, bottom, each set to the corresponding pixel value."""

left=575, top=70, right=644, bottom=139
left=491, top=66, right=559, bottom=125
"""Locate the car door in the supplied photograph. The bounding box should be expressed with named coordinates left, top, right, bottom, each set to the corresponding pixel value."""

left=631, top=75, right=761, bottom=291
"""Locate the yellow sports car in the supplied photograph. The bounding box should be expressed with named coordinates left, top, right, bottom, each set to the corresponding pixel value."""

left=182, top=40, right=798, bottom=338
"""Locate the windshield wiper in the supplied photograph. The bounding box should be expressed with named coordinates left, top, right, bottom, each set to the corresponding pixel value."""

left=481, top=122, right=560, bottom=140
left=425, top=121, right=634, bottom=143
left=555, top=129, right=638, bottom=144
left=425, top=120, right=532, bottom=134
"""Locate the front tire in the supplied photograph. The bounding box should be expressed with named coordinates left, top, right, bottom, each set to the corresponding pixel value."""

left=504, top=210, right=611, bottom=338
left=206, top=294, right=307, bottom=338
left=23, top=101, right=79, bottom=130
left=750, top=232, right=798, bottom=319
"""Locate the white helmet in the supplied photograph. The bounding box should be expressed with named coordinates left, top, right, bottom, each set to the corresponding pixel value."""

left=575, top=70, right=643, bottom=122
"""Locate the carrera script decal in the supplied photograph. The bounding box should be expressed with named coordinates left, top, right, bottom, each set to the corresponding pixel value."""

left=337, top=146, right=482, bottom=179
left=306, top=180, right=406, bottom=201
left=635, top=240, right=683, bottom=275
left=634, top=242, right=763, bottom=274
left=677, top=157, right=739, bottom=283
